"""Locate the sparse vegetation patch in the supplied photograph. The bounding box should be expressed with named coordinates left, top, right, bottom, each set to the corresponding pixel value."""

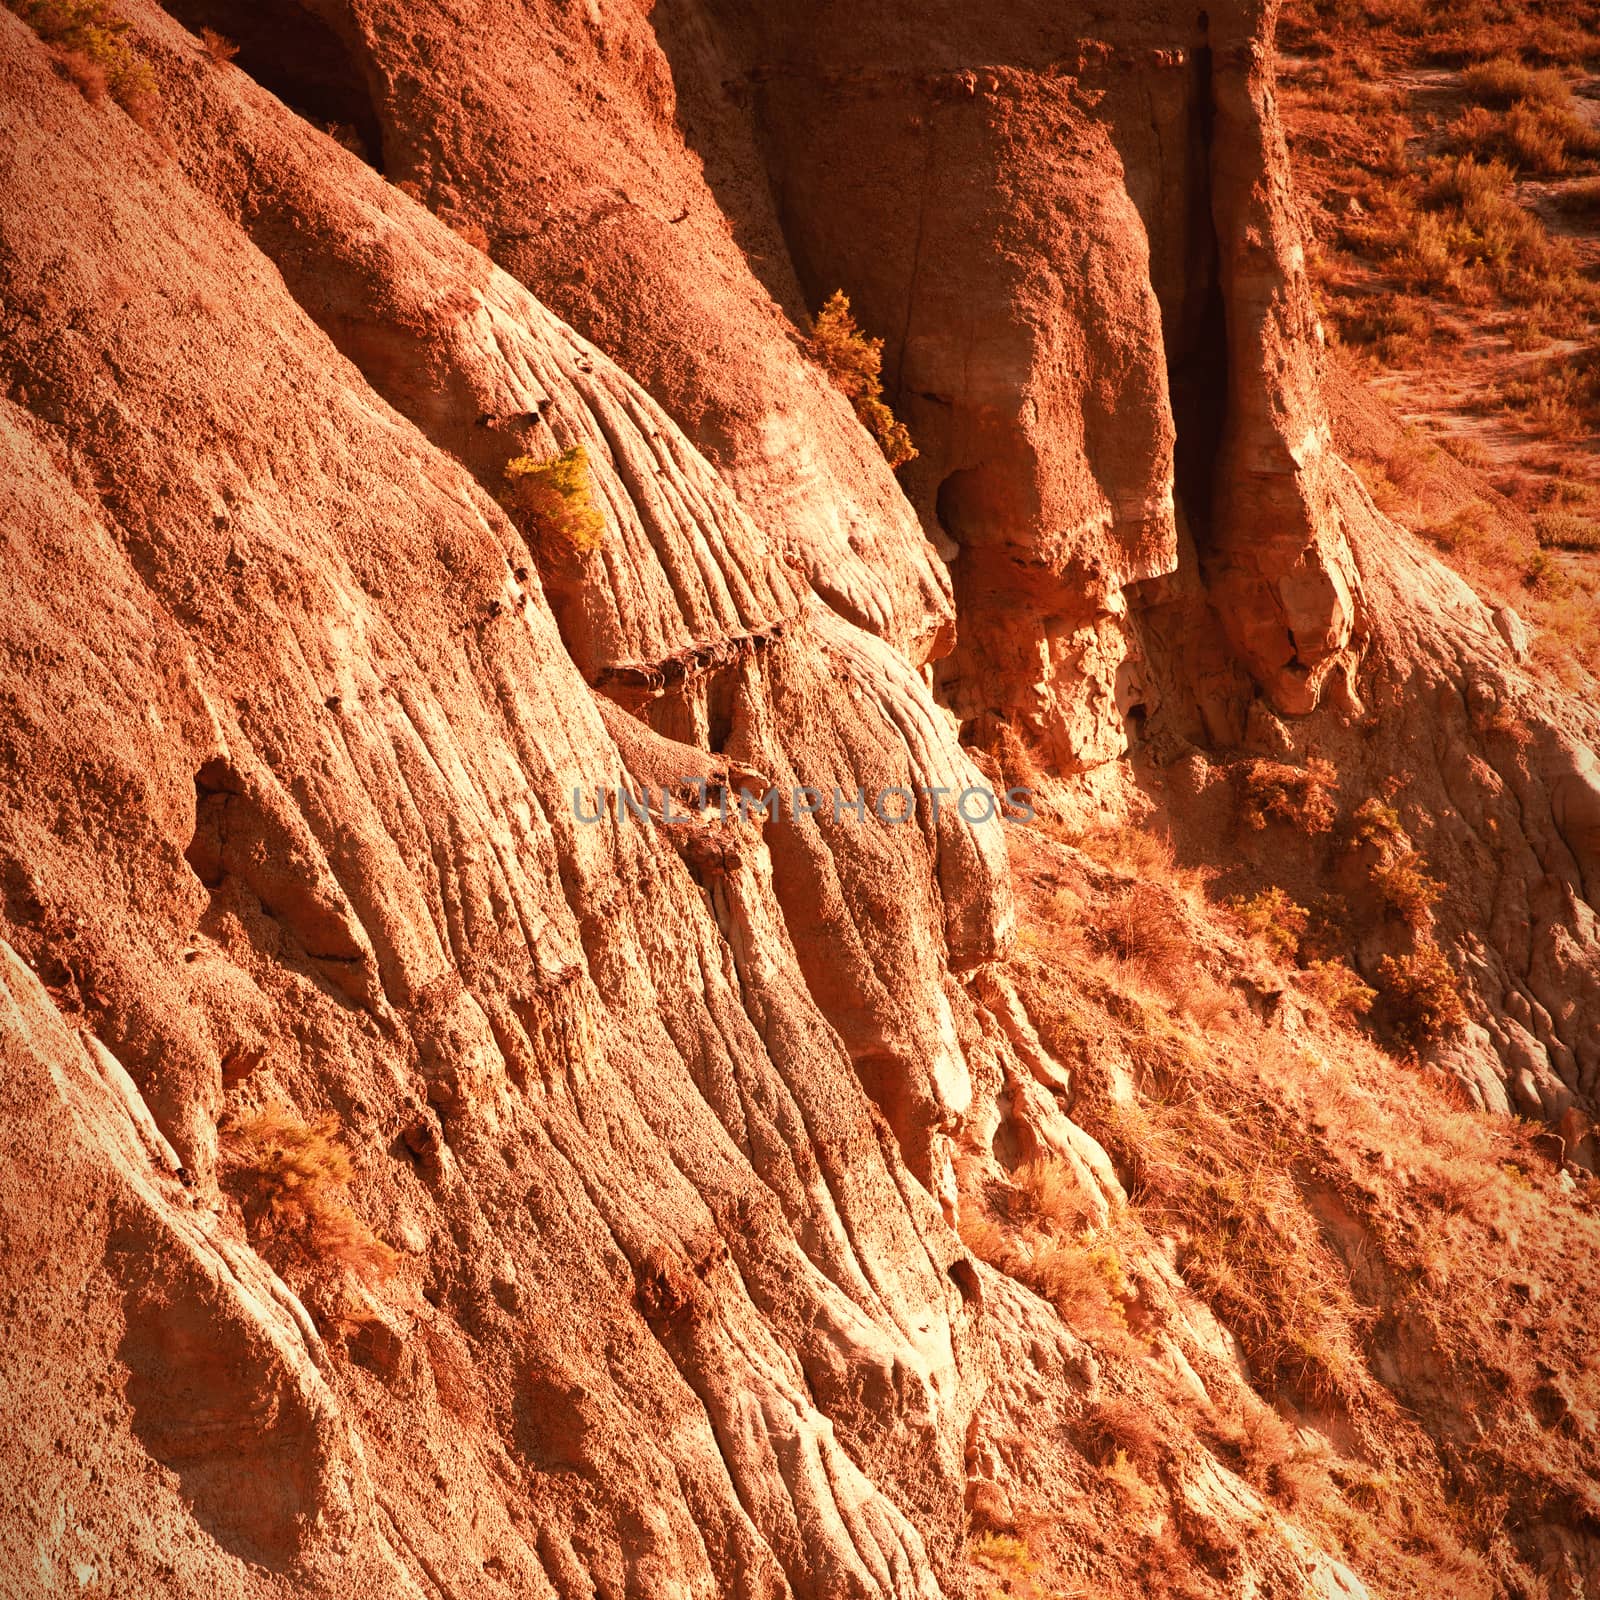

left=1238, top=757, right=1339, bottom=834
left=7, top=0, right=157, bottom=122
left=811, top=290, right=917, bottom=469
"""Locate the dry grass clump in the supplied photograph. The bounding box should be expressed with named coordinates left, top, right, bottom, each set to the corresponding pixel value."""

left=1447, top=94, right=1600, bottom=176
left=1535, top=509, right=1600, bottom=550
left=1375, top=942, right=1468, bottom=1050
left=1340, top=795, right=1445, bottom=931
left=450, top=218, right=491, bottom=252
left=986, top=720, right=1048, bottom=808
left=1169, top=1158, right=1371, bottom=1414
left=1064, top=820, right=1172, bottom=878
left=811, top=290, right=917, bottom=469
left=1534, top=587, right=1600, bottom=685
left=1555, top=176, right=1600, bottom=218
left=1355, top=428, right=1447, bottom=518
left=197, top=24, right=236, bottom=61
left=502, top=444, right=605, bottom=553
left=1420, top=502, right=1504, bottom=560
left=1228, top=1406, right=1331, bottom=1509
left=221, top=1106, right=397, bottom=1285
left=1501, top=344, right=1600, bottom=439
left=1347, top=156, right=1593, bottom=309
left=1087, top=1393, right=1165, bottom=1476
left=1238, top=757, right=1339, bottom=834
left=1011, top=1156, right=1096, bottom=1235
left=1030, top=1237, right=1136, bottom=1332
left=1460, top=57, right=1570, bottom=108
left=7, top=0, right=158, bottom=122
left=1439, top=430, right=1494, bottom=469
left=969, top=1531, right=1034, bottom=1577
left=1054, top=822, right=1218, bottom=922
left=958, top=1155, right=1138, bottom=1343
left=1372, top=448, right=1600, bottom=679
left=1094, top=881, right=1193, bottom=986
left=1101, top=1447, right=1163, bottom=1526
left=1014, top=961, right=1374, bottom=1416
left=1328, top=291, right=1437, bottom=364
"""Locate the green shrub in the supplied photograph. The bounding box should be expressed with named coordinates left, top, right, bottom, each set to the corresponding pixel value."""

left=1229, top=887, right=1311, bottom=964
left=502, top=444, right=605, bottom=553
left=1369, top=848, right=1445, bottom=927
left=6, top=0, right=157, bottom=122
left=1345, top=796, right=1406, bottom=853
left=811, top=291, right=917, bottom=469
left=1303, top=892, right=1355, bottom=961
left=1300, top=958, right=1377, bottom=1020
left=1376, top=943, right=1467, bottom=1051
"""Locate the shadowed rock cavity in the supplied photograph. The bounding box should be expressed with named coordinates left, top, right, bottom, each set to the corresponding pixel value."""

left=161, top=0, right=384, bottom=168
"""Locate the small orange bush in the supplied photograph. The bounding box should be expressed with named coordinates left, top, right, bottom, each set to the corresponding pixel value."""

left=1229, top=887, right=1310, bottom=964
left=198, top=24, right=236, bottom=61
left=1239, top=758, right=1339, bottom=834
left=502, top=444, right=605, bottom=553
left=1344, top=796, right=1406, bottom=853
left=811, top=291, right=917, bottom=468
left=1376, top=943, right=1466, bottom=1051
left=1299, top=957, right=1377, bottom=1020
left=1369, top=848, right=1445, bottom=927
left=222, top=1107, right=397, bottom=1285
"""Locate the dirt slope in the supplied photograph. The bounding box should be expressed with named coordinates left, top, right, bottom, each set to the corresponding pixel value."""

left=1, top=1, right=1599, bottom=1597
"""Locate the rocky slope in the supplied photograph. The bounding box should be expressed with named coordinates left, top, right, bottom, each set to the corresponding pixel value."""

left=1, top=1, right=1598, bottom=1597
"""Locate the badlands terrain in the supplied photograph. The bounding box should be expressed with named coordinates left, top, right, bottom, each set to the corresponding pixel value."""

left=1, top=0, right=1599, bottom=1597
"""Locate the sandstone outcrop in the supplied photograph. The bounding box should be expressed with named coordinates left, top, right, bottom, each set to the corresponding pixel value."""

left=3, top=0, right=1600, bottom=1596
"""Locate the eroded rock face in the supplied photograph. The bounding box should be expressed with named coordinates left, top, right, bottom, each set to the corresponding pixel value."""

left=721, top=0, right=1365, bottom=742
left=179, top=0, right=1363, bottom=768
left=3, top=0, right=1600, bottom=1595
left=0, top=14, right=991, bottom=1593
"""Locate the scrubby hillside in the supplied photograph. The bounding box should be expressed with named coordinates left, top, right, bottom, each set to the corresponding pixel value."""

left=1, top=2, right=1598, bottom=1598
left=1277, top=0, right=1600, bottom=684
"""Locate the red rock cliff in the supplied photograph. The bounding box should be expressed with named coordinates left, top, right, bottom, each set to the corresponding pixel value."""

left=3, top=1, right=1599, bottom=1596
